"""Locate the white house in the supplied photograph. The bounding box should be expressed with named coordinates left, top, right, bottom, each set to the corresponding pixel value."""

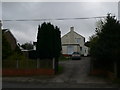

left=61, top=27, right=89, bottom=56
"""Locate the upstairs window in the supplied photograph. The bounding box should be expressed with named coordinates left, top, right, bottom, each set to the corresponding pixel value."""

left=76, top=38, right=80, bottom=43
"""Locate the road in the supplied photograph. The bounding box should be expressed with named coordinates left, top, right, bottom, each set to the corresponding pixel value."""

left=2, top=57, right=120, bottom=88
left=3, top=81, right=119, bottom=88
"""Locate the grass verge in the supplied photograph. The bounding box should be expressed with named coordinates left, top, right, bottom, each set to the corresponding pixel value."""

left=57, top=65, right=64, bottom=74
left=112, top=78, right=120, bottom=84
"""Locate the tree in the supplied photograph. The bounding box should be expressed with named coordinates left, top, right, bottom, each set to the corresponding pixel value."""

left=84, top=41, right=90, bottom=47
left=53, top=26, right=62, bottom=72
left=21, top=42, right=33, bottom=50
left=36, top=22, right=62, bottom=73
left=90, top=14, right=120, bottom=76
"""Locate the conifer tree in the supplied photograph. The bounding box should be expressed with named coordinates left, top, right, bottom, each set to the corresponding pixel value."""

left=90, top=14, right=120, bottom=76
left=36, top=22, right=62, bottom=73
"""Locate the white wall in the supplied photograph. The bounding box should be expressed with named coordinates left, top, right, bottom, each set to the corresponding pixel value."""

left=61, top=27, right=88, bottom=56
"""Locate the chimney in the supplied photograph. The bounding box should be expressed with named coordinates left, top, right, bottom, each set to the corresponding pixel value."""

left=70, top=27, right=74, bottom=32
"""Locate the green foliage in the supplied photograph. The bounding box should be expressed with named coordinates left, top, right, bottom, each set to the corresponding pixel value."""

left=59, top=54, right=69, bottom=61
left=57, top=65, right=64, bottom=74
left=84, top=41, right=90, bottom=47
left=21, top=42, right=33, bottom=50
left=36, top=22, right=62, bottom=59
left=89, top=35, right=99, bottom=58
left=36, top=22, right=62, bottom=73
left=90, top=14, right=120, bottom=71
left=112, top=78, right=120, bottom=84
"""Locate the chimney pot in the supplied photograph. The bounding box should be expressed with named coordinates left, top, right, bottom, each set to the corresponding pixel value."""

left=70, top=27, right=74, bottom=31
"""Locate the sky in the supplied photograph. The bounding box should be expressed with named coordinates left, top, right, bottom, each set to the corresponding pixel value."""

left=0, top=1, right=1, bottom=20
left=1, top=1, right=119, bottom=44
left=118, top=1, right=120, bottom=21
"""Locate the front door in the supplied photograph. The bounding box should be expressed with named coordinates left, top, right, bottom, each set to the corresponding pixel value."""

left=67, top=45, right=74, bottom=55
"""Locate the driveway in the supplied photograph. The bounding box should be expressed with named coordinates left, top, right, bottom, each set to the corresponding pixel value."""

left=52, top=57, right=109, bottom=83
left=2, top=57, right=120, bottom=88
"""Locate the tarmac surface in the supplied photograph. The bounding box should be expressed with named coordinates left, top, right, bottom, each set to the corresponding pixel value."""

left=2, top=57, right=120, bottom=88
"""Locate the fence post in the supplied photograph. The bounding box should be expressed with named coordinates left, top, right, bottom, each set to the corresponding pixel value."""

left=53, top=58, right=55, bottom=70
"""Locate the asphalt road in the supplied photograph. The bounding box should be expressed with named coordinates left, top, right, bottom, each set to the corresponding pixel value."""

left=2, top=81, right=119, bottom=88
left=2, top=57, right=120, bottom=88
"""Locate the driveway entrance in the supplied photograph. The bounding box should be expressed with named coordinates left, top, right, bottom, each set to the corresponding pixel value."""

left=53, top=57, right=107, bottom=83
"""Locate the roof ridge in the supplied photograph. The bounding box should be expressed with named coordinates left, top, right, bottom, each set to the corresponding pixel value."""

left=62, top=29, right=85, bottom=39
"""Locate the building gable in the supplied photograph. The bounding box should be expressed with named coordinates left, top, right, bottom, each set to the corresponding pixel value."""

left=61, top=27, right=85, bottom=45
left=61, top=27, right=89, bottom=56
left=2, top=29, right=17, bottom=51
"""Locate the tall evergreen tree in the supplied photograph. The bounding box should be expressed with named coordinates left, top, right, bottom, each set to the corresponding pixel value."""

left=90, top=14, right=120, bottom=75
left=96, top=14, right=120, bottom=61
left=53, top=26, right=62, bottom=72
left=36, top=22, right=62, bottom=72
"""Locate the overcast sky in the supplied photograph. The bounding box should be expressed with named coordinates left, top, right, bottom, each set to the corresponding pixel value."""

left=118, top=1, right=120, bottom=21
left=0, top=8, right=1, bottom=20
left=2, top=2, right=119, bottom=44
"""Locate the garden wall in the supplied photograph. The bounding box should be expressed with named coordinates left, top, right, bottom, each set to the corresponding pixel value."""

left=90, top=69, right=115, bottom=80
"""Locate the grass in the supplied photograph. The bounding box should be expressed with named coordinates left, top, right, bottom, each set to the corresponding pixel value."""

left=59, top=55, right=70, bottom=61
left=57, top=65, right=64, bottom=74
left=112, top=78, right=120, bottom=84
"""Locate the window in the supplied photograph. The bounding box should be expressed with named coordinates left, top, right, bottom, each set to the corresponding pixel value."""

left=76, top=38, right=80, bottom=43
left=80, top=47, right=82, bottom=51
left=67, top=45, right=74, bottom=55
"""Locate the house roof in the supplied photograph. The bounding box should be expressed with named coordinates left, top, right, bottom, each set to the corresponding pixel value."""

left=2, top=29, right=9, bottom=33
left=2, top=29, right=23, bottom=50
left=3, top=29, right=17, bottom=42
left=62, top=28, right=85, bottom=39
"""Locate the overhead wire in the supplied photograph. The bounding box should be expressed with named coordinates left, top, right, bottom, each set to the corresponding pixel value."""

left=2, top=16, right=108, bottom=22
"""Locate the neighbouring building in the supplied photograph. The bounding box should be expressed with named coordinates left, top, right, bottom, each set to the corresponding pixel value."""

left=61, top=27, right=89, bottom=56
left=2, top=29, right=19, bottom=51
left=2, top=29, right=37, bottom=59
